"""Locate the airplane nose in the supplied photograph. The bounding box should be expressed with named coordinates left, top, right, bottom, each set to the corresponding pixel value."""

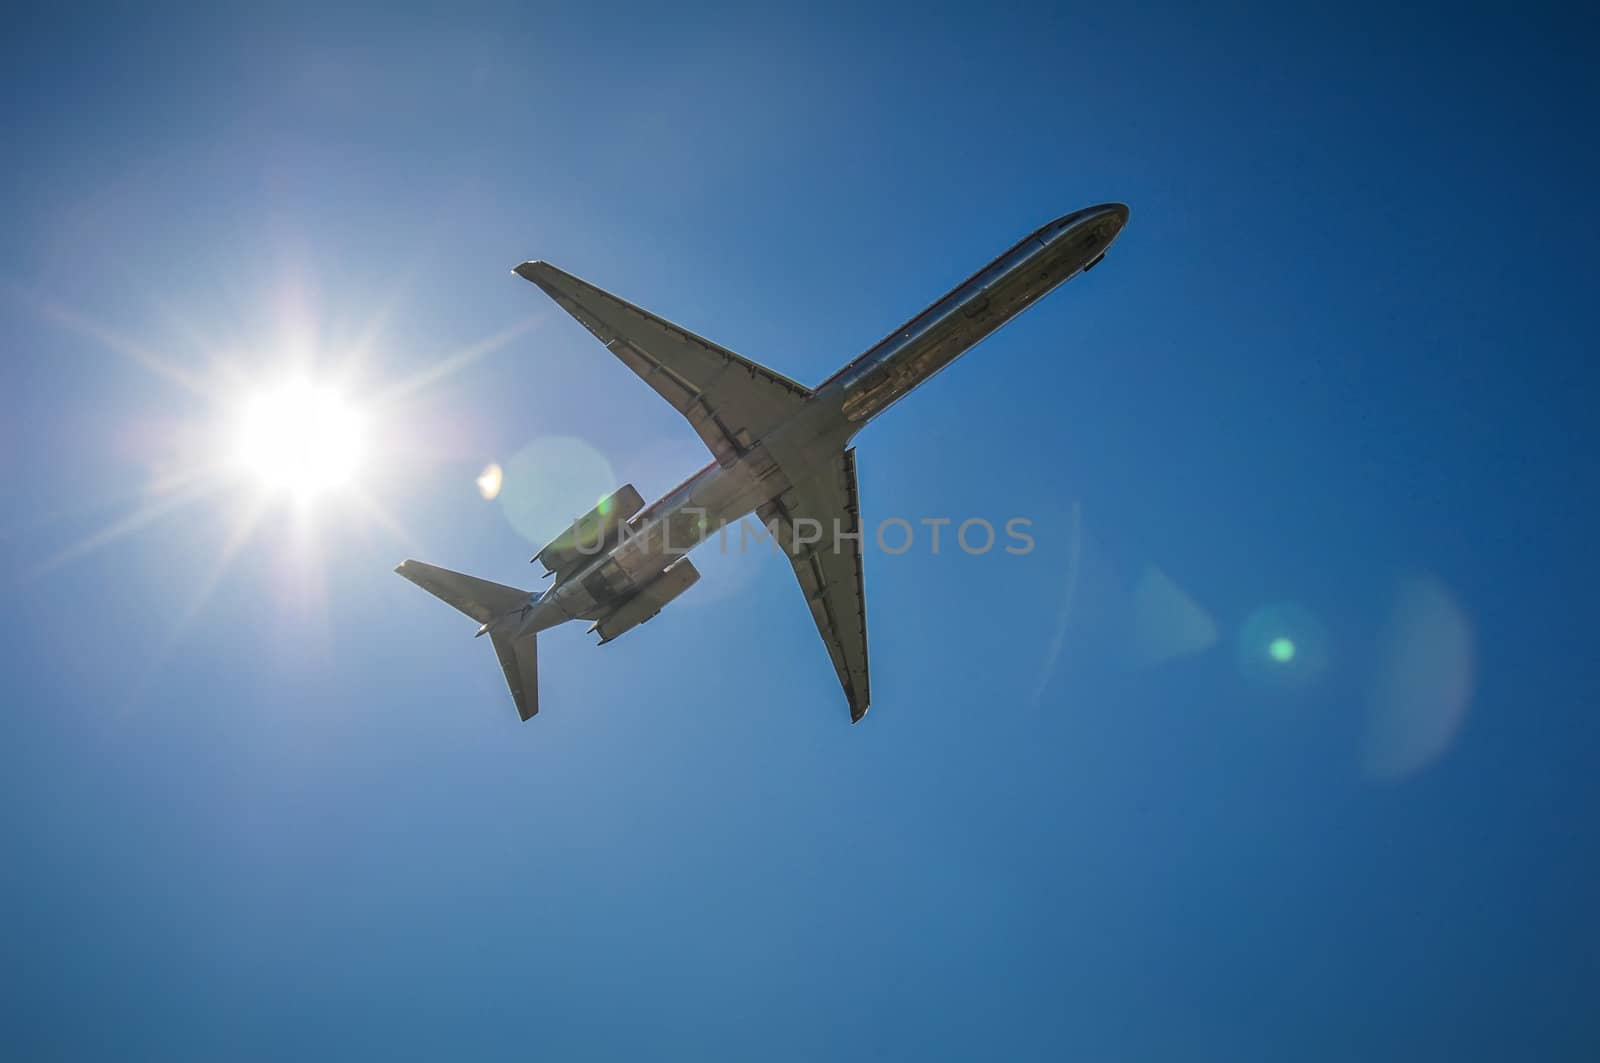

left=1100, top=202, right=1130, bottom=230
left=1089, top=203, right=1130, bottom=251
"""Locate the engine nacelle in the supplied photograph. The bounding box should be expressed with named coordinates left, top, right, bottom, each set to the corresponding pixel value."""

left=591, top=558, right=700, bottom=644
left=533, top=483, right=645, bottom=579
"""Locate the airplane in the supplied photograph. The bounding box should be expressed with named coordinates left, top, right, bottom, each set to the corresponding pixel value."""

left=396, top=203, right=1129, bottom=723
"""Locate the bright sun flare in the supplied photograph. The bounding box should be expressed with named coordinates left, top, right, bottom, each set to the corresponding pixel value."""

left=234, top=379, right=366, bottom=497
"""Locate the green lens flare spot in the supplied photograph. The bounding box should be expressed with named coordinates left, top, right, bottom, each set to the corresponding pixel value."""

left=1268, top=636, right=1296, bottom=663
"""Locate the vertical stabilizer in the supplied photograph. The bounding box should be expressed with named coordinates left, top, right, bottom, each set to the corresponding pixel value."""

left=490, top=632, right=539, bottom=720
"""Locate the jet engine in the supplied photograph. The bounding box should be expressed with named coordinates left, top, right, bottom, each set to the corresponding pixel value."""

left=589, top=558, right=700, bottom=644
left=533, top=483, right=646, bottom=580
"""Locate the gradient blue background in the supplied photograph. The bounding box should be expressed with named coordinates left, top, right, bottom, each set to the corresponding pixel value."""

left=4, top=4, right=1597, bottom=1059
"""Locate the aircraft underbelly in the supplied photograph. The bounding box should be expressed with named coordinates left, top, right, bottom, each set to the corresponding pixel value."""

left=453, top=201, right=1131, bottom=722
left=832, top=207, right=1125, bottom=422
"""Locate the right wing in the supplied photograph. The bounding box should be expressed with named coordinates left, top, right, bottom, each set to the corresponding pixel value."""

left=515, top=261, right=812, bottom=466
left=758, top=448, right=871, bottom=722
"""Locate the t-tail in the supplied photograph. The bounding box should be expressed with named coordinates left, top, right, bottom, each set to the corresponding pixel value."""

left=393, top=560, right=541, bottom=720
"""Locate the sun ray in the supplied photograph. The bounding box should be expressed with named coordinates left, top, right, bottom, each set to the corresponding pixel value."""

left=114, top=491, right=276, bottom=723
left=23, top=291, right=217, bottom=400
left=168, top=491, right=275, bottom=636
left=0, top=468, right=198, bottom=542
left=325, top=177, right=492, bottom=387
left=283, top=504, right=337, bottom=660
left=153, top=299, right=260, bottom=395
left=328, top=269, right=422, bottom=386
left=0, top=409, right=229, bottom=547
left=27, top=473, right=226, bottom=578
left=368, top=313, right=544, bottom=411
left=154, top=299, right=230, bottom=364
left=346, top=487, right=425, bottom=555
left=1031, top=499, right=1084, bottom=706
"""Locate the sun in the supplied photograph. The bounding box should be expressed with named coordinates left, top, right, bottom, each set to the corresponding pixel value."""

left=233, top=378, right=366, bottom=498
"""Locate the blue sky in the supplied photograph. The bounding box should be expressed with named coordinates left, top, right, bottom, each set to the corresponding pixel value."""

left=3, top=4, right=1597, bottom=1059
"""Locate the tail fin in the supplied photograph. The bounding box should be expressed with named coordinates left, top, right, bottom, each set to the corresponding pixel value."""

left=490, top=631, right=539, bottom=721
left=395, top=560, right=540, bottom=721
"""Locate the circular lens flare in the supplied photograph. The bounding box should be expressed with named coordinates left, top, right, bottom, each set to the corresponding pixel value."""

left=234, top=380, right=364, bottom=497
left=1238, top=602, right=1330, bottom=689
left=476, top=462, right=504, bottom=500
left=498, top=436, right=615, bottom=546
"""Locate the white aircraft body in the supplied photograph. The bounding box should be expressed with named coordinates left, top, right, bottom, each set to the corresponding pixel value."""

left=397, top=203, right=1128, bottom=722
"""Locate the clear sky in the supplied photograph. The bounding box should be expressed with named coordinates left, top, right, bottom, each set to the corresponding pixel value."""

left=3, top=4, right=1597, bottom=1059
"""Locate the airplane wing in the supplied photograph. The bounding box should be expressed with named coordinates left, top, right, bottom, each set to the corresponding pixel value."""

left=515, top=261, right=813, bottom=466
left=758, top=448, right=871, bottom=722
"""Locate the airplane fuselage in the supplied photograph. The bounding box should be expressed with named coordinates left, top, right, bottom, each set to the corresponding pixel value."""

left=504, top=203, right=1128, bottom=638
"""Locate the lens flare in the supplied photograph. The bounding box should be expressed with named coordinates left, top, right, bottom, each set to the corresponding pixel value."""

left=1129, top=563, right=1219, bottom=667
left=476, top=462, right=504, bottom=500
left=1364, top=574, right=1474, bottom=780
left=498, top=436, right=616, bottom=546
left=1238, top=602, right=1329, bottom=689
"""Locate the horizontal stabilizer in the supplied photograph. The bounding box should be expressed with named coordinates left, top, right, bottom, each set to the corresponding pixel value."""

left=394, top=560, right=530, bottom=625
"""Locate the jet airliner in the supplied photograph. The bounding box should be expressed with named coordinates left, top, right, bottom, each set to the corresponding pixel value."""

left=397, top=203, right=1129, bottom=722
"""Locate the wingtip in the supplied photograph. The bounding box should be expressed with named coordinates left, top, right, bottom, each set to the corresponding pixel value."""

left=512, top=260, right=546, bottom=282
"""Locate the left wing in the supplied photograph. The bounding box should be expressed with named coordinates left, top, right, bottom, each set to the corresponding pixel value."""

left=758, top=448, right=871, bottom=722
left=515, top=261, right=812, bottom=466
